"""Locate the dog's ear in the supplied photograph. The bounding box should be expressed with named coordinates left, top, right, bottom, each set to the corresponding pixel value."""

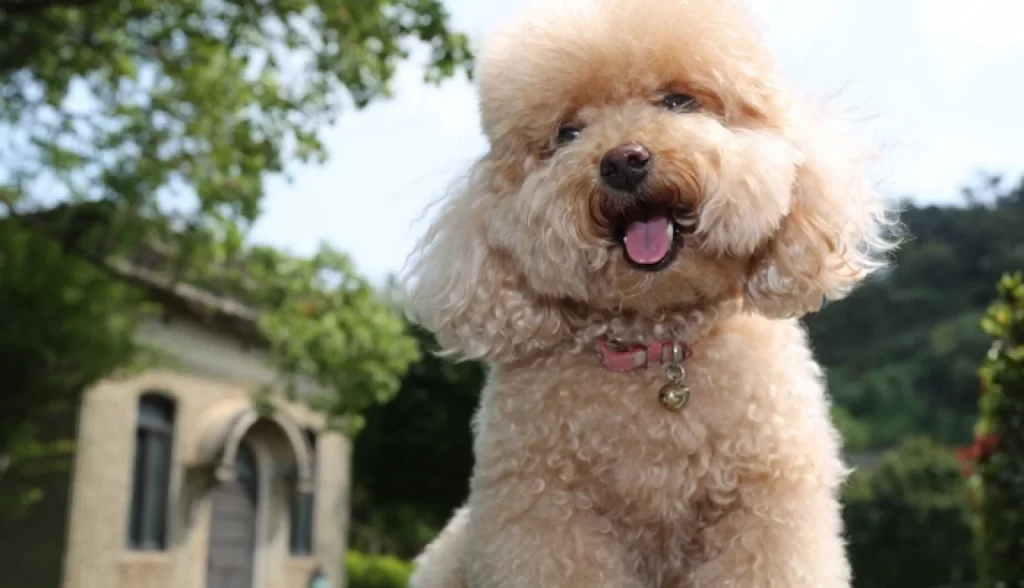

left=744, top=112, right=897, bottom=319
left=404, top=158, right=566, bottom=361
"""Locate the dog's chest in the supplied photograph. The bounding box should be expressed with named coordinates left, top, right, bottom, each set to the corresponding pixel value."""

left=591, top=378, right=737, bottom=501
left=511, top=351, right=753, bottom=525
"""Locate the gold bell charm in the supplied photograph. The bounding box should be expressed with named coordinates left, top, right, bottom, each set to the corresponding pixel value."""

left=658, top=345, right=690, bottom=411
left=659, top=383, right=690, bottom=411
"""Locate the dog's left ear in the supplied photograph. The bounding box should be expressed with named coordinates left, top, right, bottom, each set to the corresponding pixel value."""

left=744, top=111, right=897, bottom=319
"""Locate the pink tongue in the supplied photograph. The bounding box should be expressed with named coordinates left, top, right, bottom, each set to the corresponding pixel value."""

left=624, top=216, right=672, bottom=265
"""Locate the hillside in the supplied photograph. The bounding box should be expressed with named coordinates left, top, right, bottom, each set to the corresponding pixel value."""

left=806, top=175, right=1024, bottom=449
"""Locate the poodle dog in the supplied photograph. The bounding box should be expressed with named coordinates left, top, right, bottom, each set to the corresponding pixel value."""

left=403, top=0, right=894, bottom=586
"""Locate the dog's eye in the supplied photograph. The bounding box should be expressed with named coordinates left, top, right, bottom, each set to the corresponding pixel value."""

left=555, top=125, right=582, bottom=147
left=662, top=93, right=699, bottom=112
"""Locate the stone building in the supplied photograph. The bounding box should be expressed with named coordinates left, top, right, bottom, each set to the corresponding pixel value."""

left=0, top=209, right=351, bottom=588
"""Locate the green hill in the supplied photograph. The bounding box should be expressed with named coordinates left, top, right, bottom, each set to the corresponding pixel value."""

left=806, top=175, right=1024, bottom=449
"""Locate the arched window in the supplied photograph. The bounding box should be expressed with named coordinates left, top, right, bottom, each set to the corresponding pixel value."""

left=128, top=392, right=176, bottom=550
left=289, top=429, right=317, bottom=556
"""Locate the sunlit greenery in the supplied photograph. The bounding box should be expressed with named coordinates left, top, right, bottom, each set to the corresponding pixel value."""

left=971, top=272, right=1024, bottom=586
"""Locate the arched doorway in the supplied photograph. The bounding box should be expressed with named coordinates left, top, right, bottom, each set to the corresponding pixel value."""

left=206, top=442, right=259, bottom=588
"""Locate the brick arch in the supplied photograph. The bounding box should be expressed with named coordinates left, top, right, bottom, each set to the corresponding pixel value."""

left=194, top=399, right=314, bottom=494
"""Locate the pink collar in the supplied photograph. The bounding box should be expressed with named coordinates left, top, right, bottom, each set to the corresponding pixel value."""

left=597, top=336, right=694, bottom=372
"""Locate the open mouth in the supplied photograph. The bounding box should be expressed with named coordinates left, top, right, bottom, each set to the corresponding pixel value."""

left=615, top=206, right=697, bottom=272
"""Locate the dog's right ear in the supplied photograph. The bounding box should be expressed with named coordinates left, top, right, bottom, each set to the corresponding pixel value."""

left=403, top=158, right=566, bottom=362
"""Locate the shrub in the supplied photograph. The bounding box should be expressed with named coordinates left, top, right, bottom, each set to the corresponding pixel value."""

left=970, top=272, right=1024, bottom=586
left=346, top=551, right=413, bottom=588
left=843, top=437, right=975, bottom=588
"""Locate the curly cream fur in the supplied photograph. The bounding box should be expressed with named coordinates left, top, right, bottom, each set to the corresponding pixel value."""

left=404, top=0, right=897, bottom=586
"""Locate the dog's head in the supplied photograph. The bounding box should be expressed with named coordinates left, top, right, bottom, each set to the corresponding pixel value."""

left=405, top=0, right=896, bottom=360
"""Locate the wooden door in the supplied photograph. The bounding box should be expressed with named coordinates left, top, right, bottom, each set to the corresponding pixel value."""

left=206, top=443, right=258, bottom=588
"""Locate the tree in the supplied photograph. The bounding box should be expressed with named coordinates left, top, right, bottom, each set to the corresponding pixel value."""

left=0, top=0, right=469, bottom=511
left=350, top=322, right=484, bottom=558
left=970, top=272, right=1024, bottom=586
left=1, top=0, right=470, bottom=256
left=843, top=437, right=976, bottom=588
left=196, top=240, right=423, bottom=435
left=0, top=0, right=471, bottom=219
left=0, top=224, right=147, bottom=516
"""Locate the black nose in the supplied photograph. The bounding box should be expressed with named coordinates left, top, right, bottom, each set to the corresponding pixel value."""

left=600, top=144, right=651, bottom=191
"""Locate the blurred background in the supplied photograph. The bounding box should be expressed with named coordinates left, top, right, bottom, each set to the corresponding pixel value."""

left=1, top=0, right=1022, bottom=587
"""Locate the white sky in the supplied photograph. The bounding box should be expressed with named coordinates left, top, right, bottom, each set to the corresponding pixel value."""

left=252, top=0, right=1024, bottom=283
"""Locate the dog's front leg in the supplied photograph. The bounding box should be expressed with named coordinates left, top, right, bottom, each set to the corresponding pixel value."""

left=464, top=488, right=644, bottom=588
left=692, top=484, right=851, bottom=588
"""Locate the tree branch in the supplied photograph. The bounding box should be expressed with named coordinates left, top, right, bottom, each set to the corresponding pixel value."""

left=0, top=0, right=102, bottom=12
left=0, top=0, right=103, bottom=16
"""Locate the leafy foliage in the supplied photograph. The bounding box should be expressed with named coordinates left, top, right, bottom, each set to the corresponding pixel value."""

left=0, top=224, right=149, bottom=516
left=843, top=437, right=976, bottom=588
left=255, top=248, right=420, bottom=435
left=346, top=551, right=413, bottom=588
left=970, top=272, right=1024, bottom=586
left=350, top=322, right=482, bottom=557
left=185, top=242, right=421, bottom=435
left=1, top=0, right=471, bottom=235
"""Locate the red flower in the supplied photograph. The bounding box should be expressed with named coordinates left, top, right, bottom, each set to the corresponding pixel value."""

left=956, top=445, right=977, bottom=478
left=955, top=433, right=1003, bottom=478
left=976, top=433, right=1001, bottom=461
